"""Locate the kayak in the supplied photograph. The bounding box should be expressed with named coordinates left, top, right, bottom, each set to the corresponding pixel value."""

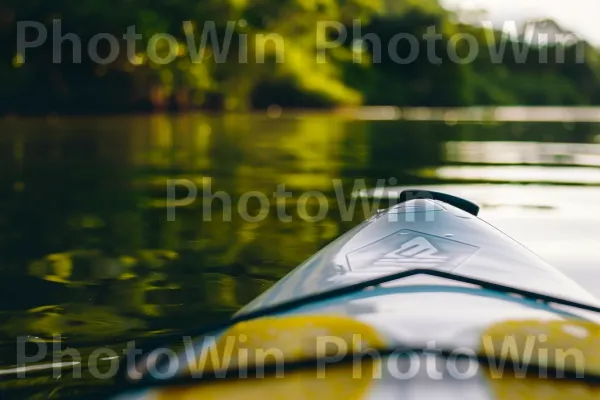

left=114, top=189, right=600, bottom=400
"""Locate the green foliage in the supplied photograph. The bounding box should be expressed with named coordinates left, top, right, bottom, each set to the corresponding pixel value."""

left=2, top=0, right=600, bottom=113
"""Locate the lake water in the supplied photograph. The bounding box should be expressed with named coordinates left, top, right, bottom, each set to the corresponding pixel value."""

left=1, top=111, right=600, bottom=398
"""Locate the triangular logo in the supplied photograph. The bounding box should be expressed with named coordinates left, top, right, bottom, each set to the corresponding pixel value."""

left=373, top=236, right=448, bottom=268
left=344, top=230, right=479, bottom=274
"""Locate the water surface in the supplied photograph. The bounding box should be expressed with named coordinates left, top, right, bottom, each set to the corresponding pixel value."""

left=1, top=113, right=600, bottom=398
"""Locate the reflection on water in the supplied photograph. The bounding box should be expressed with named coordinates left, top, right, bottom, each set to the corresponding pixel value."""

left=425, top=165, right=600, bottom=184
left=446, top=141, right=600, bottom=166
left=2, top=114, right=600, bottom=397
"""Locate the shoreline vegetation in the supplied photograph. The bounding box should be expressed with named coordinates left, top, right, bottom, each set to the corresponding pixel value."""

left=2, top=0, right=600, bottom=116
left=6, top=106, right=600, bottom=123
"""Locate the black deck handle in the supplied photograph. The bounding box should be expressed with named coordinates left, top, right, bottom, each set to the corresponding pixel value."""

left=398, top=189, right=480, bottom=216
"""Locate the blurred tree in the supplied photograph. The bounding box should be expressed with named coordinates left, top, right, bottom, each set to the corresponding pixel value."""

left=2, top=0, right=600, bottom=113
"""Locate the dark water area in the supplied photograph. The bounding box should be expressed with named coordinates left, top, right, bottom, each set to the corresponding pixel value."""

left=0, top=113, right=600, bottom=398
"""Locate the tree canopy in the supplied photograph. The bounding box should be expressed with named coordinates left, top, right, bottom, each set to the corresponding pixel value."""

left=1, top=0, right=599, bottom=114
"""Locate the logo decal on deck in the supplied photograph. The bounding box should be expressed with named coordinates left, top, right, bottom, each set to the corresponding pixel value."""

left=345, top=230, right=479, bottom=273
left=373, top=236, right=448, bottom=268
